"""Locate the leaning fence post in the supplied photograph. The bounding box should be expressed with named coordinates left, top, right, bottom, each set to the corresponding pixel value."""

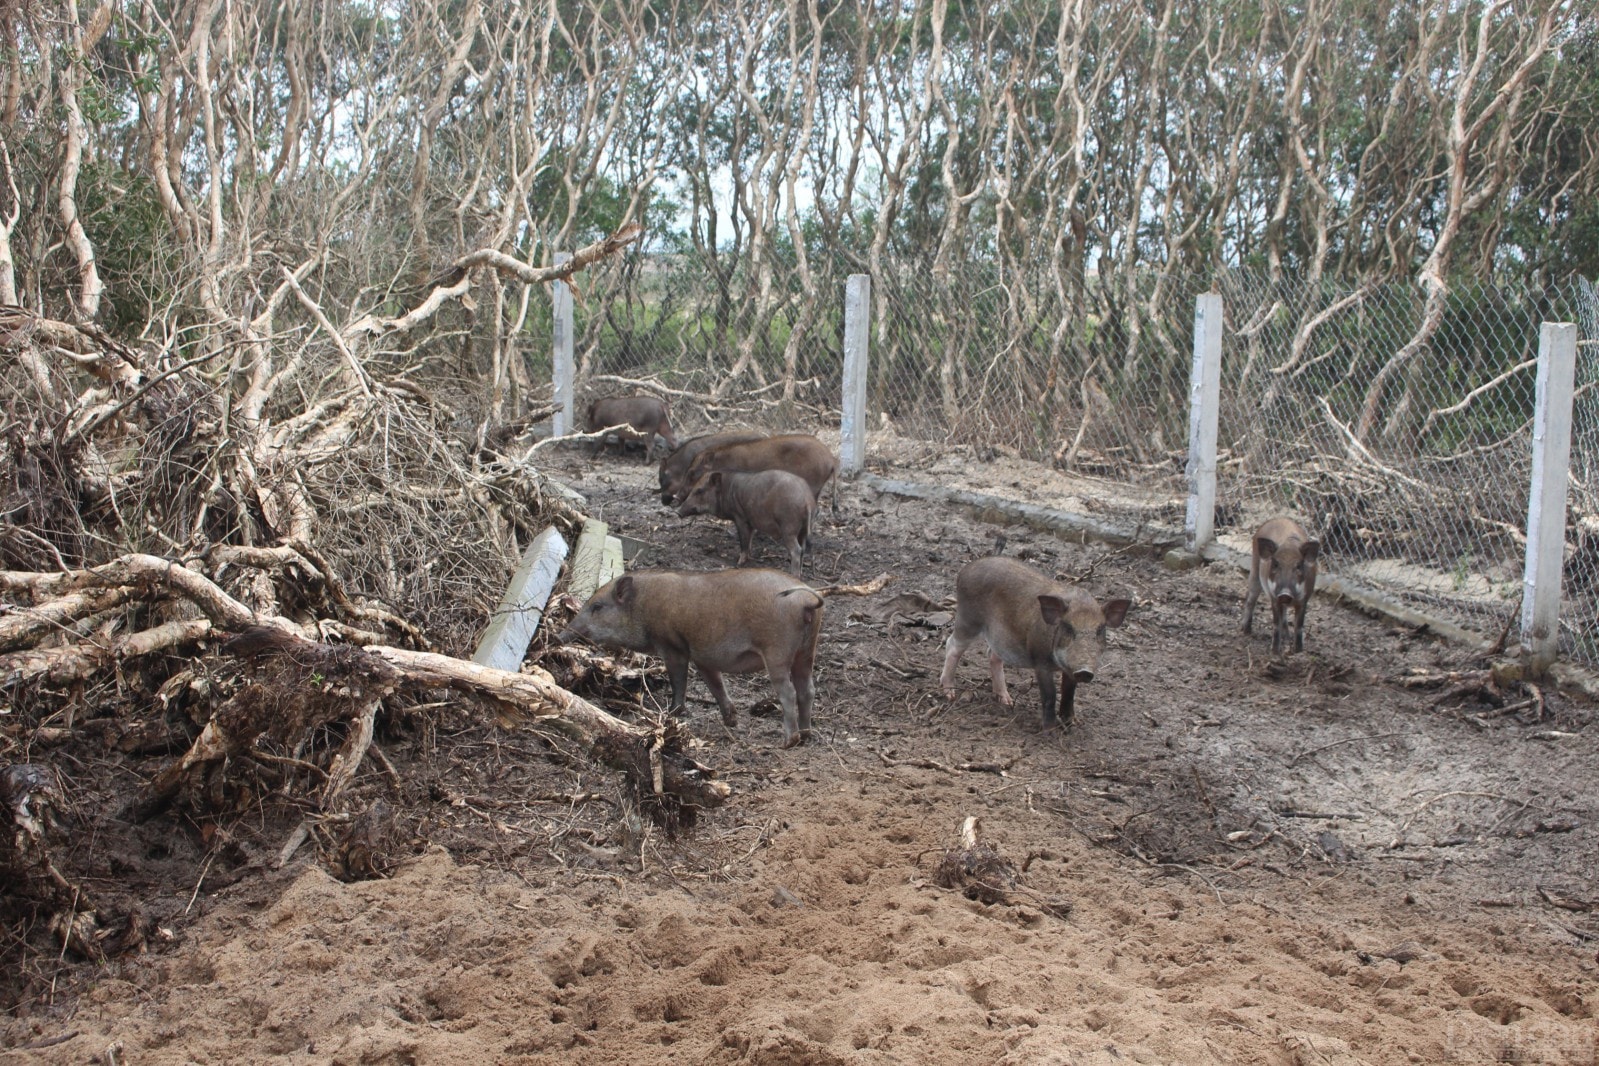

left=1520, top=322, right=1579, bottom=675
left=551, top=251, right=574, bottom=436
left=840, top=273, right=871, bottom=475
left=1184, top=292, right=1224, bottom=554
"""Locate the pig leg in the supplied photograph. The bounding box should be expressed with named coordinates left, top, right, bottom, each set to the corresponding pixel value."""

left=1056, top=674, right=1077, bottom=728
left=770, top=668, right=805, bottom=748
left=1270, top=601, right=1288, bottom=655
left=1242, top=564, right=1262, bottom=633
left=664, top=655, right=692, bottom=713
left=793, top=656, right=815, bottom=738
left=989, top=651, right=1014, bottom=706
left=1293, top=600, right=1307, bottom=653
left=784, top=530, right=804, bottom=576
left=733, top=517, right=756, bottom=566
left=700, top=668, right=738, bottom=727
left=939, top=629, right=975, bottom=698
left=1034, top=666, right=1060, bottom=727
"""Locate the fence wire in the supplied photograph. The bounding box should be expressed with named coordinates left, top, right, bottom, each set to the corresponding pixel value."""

left=1216, top=276, right=1549, bottom=649
left=566, top=252, right=1598, bottom=667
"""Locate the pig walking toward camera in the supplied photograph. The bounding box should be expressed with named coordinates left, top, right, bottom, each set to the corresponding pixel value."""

left=939, top=556, right=1131, bottom=729
left=1243, top=517, right=1319, bottom=654
left=559, top=569, right=824, bottom=748
left=677, top=469, right=814, bottom=575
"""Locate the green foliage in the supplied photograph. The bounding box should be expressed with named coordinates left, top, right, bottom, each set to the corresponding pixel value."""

left=77, top=163, right=182, bottom=335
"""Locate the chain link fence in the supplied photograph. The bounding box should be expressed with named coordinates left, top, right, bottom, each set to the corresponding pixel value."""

left=561, top=251, right=1598, bottom=666
left=1212, top=275, right=1599, bottom=656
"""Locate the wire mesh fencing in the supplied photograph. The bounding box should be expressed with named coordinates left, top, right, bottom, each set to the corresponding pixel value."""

left=558, top=251, right=1599, bottom=666
left=1562, top=276, right=1599, bottom=664
left=864, top=265, right=1205, bottom=484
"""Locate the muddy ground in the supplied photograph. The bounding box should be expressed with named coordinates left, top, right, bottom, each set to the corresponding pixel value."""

left=4, top=438, right=1598, bottom=1065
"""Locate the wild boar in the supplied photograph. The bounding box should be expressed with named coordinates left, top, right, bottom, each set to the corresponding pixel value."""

left=1242, top=517, right=1319, bottom=654
left=658, top=430, right=766, bottom=505
left=939, top=556, right=1131, bottom=729
left=684, top=434, right=839, bottom=516
left=559, top=569, right=824, bottom=748
left=677, top=469, right=815, bottom=576
left=586, top=395, right=679, bottom=460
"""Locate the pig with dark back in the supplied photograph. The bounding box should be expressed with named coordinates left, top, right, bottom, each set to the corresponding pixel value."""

left=586, top=395, right=679, bottom=460
left=559, top=569, right=824, bottom=748
left=678, top=469, right=814, bottom=575
left=658, top=430, right=765, bottom=505
left=940, top=556, right=1131, bottom=729
left=1242, top=517, right=1319, bottom=654
left=684, top=434, right=839, bottom=516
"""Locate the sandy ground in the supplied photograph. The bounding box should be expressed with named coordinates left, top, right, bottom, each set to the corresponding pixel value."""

left=4, top=440, right=1597, bottom=1065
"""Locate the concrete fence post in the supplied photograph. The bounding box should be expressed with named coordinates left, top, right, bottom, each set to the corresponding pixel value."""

left=551, top=251, right=574, bottom=436
left=1184, top=292, right=1224, bottom=554
left=1520, top=321, right=1579, bottom=675
left=841, top=273, right=871, bottom=475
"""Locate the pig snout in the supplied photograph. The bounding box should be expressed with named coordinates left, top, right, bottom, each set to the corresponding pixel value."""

left=1072, top=668, right=1095, bottom=683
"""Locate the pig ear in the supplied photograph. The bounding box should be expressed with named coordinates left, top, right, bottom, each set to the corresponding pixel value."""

left=1255, top=535, right=1278, bottom=557
left=708, top=471, right=724, bottom=487
left=613, top=575, right=636, bottom=605
left=1301, top=539, right=1320, bottom=563
left=1101, top=598, right=1131, bottom=627
left=1037, top=595, right=1067, bottom=625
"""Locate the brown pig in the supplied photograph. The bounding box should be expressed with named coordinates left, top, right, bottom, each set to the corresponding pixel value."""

left=1242, top=517, right=1319, bottom=654
left=939, top=556, right=1131, bottom=729
left=586, top=395, right=679, bottom=460
left=678, top=469, right=815, bottom=575
left=559, top=569, right=824, bottom=748
left=658, top=430, right=765, bottom=505
left=684, top=434, right=839, bottom=516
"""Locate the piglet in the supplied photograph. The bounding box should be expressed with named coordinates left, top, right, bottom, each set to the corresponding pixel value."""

left=939, top=556, right=1131, bottom=728
left=559, top=569, right=824, bottom=748
left=587, top=395, right=679, bottom=461
left=678, top=469, right=814, bottom=576
left=1243, top=517, right=1319, bottom=654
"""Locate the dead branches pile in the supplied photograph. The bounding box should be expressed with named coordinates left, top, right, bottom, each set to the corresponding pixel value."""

left=0, top=227, right=735, bottom=985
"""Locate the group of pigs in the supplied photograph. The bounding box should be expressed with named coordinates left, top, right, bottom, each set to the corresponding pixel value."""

left=567, top=395, right=1322, bottom=749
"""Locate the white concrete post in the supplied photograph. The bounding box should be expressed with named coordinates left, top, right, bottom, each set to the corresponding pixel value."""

left=840, top=273, right=871, bottom=474
left=1184, top=292, right=1224, bottom=553
left=472, top=526, right=569, bottom=671
left=551, top=251, right=574, bottom=436
left=1520, top=322, right=1579, bottom=675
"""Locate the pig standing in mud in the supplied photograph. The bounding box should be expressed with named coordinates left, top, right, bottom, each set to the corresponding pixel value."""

left=940, top=556, right=1131, bottom=729
left=677, top=469, right=815, bottom=576
left=586, top=395, right=679, bottom=460
left=560, top=569, right=824, bottom=748
left=1242, top=517, right=1319, bottom=655
left=683, top=433, right=839, bottom=516
left=658, top=430, right=765, bottom=506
